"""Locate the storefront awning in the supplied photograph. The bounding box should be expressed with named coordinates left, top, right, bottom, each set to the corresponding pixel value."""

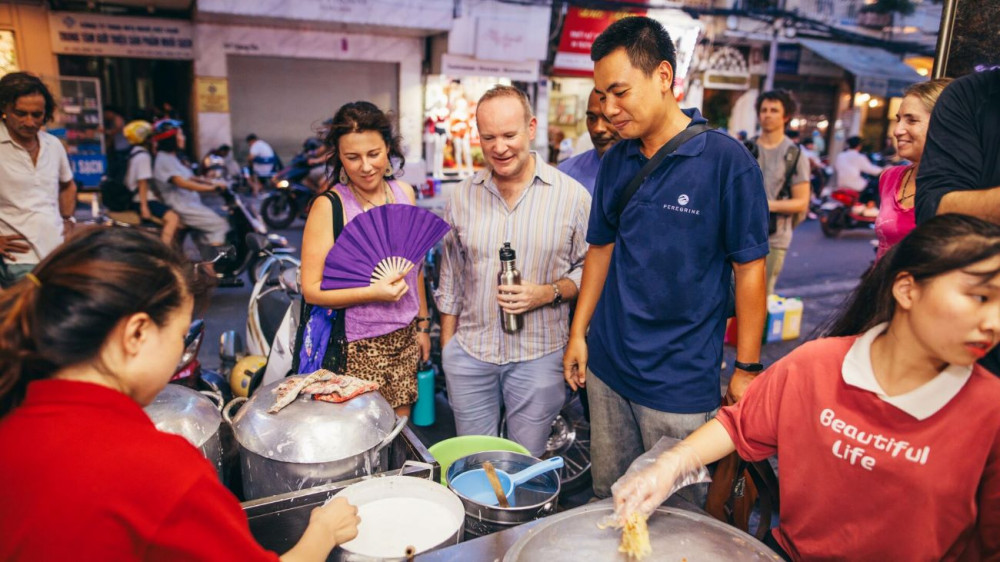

left=798, top=39, right=924, bottom=98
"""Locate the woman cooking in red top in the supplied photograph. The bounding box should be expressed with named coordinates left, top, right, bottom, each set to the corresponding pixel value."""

left=0, top=228, right=359, bottom=561
left=612, top=214, right=1000, bottom=561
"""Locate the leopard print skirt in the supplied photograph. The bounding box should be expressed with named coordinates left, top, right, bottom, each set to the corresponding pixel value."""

left=345, top=320, right=419, bottom=408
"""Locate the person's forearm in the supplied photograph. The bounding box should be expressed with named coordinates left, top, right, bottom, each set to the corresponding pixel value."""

left=175, top=176, right=219, bottom=193
left=569, top=244, right=613, bottom=339
left=768, top=198, right=808, bottom=214
left=732, top=258, right=766, bottom=363
left=439, top=313, right=457, bottom=346
left=552, top=277, right=579, bottom=302
left=302, top=283, right=379, bottom=308
left=938, top=186, right=1000, bottom=222
left=59, top=181, right=77, bottom=218
left=417, top=271, right=430, bottom=319
left=671, top=419, right=738, bottom=468
left=137, top=180, right=151, bottom=208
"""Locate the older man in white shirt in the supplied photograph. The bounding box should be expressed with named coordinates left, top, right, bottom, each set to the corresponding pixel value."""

left=0, top=73, right=77, bottom=288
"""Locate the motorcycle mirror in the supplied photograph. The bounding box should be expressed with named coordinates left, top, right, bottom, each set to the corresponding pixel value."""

left=246, top=233, right=269, bottom=253
left=219, top=330, right=244, bottom=364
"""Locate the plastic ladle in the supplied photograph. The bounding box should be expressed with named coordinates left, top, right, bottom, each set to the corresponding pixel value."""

left=450, top=456, right=564, bottom=507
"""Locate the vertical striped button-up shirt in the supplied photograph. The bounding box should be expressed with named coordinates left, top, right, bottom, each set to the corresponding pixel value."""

left=435, top=153, right=591, bottom=365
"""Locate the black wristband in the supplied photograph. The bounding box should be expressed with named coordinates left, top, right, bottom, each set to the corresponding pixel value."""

left=734, top=360, right=764, bottom=373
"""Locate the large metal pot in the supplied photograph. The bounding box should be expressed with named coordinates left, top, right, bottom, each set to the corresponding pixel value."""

left=333, top=475, right=464, bottom=561
left=447, top=451, right=560, bottom=538
left=144, top=384, right=224, bottom=480
left=225, top=377, right=407, bottom=500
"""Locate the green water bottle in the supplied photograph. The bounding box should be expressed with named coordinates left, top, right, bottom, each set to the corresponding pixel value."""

left=413, top=361, right=436, bottom=427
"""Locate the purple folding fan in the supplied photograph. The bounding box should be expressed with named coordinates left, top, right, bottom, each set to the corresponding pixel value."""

left=321, top=204, right=451, bottom=290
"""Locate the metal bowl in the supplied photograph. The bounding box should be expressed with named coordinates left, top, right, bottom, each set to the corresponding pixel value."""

left=144, top=384, right=224, bottom=480
left=447, top=450, right=560, bottom=538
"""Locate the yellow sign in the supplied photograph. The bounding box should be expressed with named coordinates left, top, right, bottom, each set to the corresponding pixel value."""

left=196, top=77, right=229, bottom=113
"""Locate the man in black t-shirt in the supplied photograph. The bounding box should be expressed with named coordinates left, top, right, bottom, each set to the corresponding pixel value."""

left=916, top=68, right=1000, bottom=375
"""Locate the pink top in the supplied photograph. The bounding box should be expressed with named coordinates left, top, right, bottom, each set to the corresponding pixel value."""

left=874, top=164, right=916, bottom=261
left=331, top=181, right=419, bottom=342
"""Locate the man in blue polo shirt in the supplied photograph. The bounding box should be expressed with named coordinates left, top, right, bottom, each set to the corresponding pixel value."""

left=563, top=16, right=769, bottom=499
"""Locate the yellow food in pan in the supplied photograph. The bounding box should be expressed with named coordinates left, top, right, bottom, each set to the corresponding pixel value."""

left=619, top=512, right=652, bottom=559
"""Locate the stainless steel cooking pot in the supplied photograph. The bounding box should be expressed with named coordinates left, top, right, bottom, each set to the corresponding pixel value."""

left=225, top=377, right=407, bottom=500
left=447, top=451, right=560, bottom=538
left=333, top=475, right=464, bottom=561
left=144, top=384, right=224, bottom=480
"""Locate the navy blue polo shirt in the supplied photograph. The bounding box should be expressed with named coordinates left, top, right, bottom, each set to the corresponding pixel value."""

left=586, top=109, right=769, bottom=413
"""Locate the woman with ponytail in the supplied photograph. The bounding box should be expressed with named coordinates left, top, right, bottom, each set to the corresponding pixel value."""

left=609, top=214, right=1000, bottom=560
left=0, top=228, right=359, bottom=561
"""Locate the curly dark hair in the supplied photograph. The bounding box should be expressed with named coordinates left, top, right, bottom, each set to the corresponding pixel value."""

left=755, top=90, right=797, bottom=120
left=323, top=101, right=405, bottom=184
left=0, top=72, right=57, bottom=124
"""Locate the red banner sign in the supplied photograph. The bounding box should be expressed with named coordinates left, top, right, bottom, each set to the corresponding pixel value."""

left=552, top=5, right=645, bottom=77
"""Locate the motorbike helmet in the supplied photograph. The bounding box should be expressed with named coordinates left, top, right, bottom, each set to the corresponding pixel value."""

left=123, top=120, right=152, bottom=145
left=230, top=355, right=267, bottom=398
left=152, top=118, right=183, bottom=143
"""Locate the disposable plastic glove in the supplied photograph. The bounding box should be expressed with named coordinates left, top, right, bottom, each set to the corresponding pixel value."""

left=609, top=437, right=710, bottom=527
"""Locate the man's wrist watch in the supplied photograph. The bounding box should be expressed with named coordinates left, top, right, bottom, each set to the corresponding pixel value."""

left=734, top=360, right=764, bottom=373
left=62, top=215, right=76, bottom=223
left=551, top=283, right=563, bottom=307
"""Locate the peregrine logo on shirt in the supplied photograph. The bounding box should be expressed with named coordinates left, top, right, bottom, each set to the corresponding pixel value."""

left=663, top=194, right=700, bottom=215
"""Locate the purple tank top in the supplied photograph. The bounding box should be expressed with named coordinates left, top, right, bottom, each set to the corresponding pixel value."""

left=331, top=181, right=420, bottom=342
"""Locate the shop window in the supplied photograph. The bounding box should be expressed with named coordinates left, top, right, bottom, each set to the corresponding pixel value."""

left=0, top=31, right=19, bottom=78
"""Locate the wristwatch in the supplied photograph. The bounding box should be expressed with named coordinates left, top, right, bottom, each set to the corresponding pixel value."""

left=551, top=283, right=563, bottom=307
left=734, top=360, right=764, bottom=373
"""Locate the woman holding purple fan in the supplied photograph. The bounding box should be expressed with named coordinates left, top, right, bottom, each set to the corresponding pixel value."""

left=298, top=101, right=431, bottom=417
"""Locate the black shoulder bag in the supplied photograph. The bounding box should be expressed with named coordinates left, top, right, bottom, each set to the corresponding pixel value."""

left=291, top=191, right=349, bottom=374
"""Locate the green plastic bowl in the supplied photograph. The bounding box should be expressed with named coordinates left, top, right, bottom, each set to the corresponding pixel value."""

left=427, top=436, right=530, bottom=485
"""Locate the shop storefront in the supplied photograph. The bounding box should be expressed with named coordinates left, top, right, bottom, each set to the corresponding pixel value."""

left=46, top=10, right=195, bottom=188
left=193, top=0, right=453, bottom=186
left=423, top=0, right=550, bottom=177
left=788, top=39, right=924, bottom=157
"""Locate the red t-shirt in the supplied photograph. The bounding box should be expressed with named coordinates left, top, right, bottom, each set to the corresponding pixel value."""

left=0, top=380, right=279, bottom=561
left=717, top=335, right=1000, bottom=561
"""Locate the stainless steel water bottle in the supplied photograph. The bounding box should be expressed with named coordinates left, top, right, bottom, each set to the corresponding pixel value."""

left=497, top=242, right=523, bottom=334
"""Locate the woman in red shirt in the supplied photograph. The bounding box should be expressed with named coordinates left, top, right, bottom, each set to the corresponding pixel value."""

left=0, top=228, right=359, bottom=561
left=612, top=214, right=1000, bottom=561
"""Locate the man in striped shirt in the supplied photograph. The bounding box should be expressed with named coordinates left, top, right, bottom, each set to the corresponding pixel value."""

left=435, top=85, right=591, bottom=456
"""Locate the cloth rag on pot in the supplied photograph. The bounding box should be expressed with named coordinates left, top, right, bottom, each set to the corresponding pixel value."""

left=269, top=370, right=381, bottom=414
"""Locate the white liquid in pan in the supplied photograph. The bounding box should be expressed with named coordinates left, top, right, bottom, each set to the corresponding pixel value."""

left=341, top=497, right=461, bottom=558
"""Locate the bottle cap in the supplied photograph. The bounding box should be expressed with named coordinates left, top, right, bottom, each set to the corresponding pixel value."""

left=499, top=242, right=516, bottom=261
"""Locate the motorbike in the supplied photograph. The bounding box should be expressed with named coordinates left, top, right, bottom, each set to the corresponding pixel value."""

left=259, top=140, right=326, bottom=229
left=213, top=183, right=296, bottom=286
left=259, top=172, right=315, bottom=229
left=818, top=187, right=879, bottom=238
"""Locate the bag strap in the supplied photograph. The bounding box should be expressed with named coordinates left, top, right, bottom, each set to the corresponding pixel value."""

left=778, top=144, right=801, bottom=200
left=322, top=190, right=345, bottom=240
left=615, top=123, right=712, bottom=218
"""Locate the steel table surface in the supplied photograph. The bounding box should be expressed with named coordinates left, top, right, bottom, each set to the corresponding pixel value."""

left=415, top=495, right=703, bottom=561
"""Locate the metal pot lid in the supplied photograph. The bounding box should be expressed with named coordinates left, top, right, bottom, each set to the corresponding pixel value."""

left=144, top=384, right=221, bottom=448
left=503, top=504, right=781, bottom=561
left=231, top=376, right=396, bottom=463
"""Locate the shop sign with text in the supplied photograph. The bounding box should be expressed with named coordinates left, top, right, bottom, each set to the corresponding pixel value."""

left=553, top=5, right=641, bottom=76
left=49, top=12, right=193, bottom=60
left=441, top=54, right=539, bottom=82
left=198, top=0, right=452, bottom=34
